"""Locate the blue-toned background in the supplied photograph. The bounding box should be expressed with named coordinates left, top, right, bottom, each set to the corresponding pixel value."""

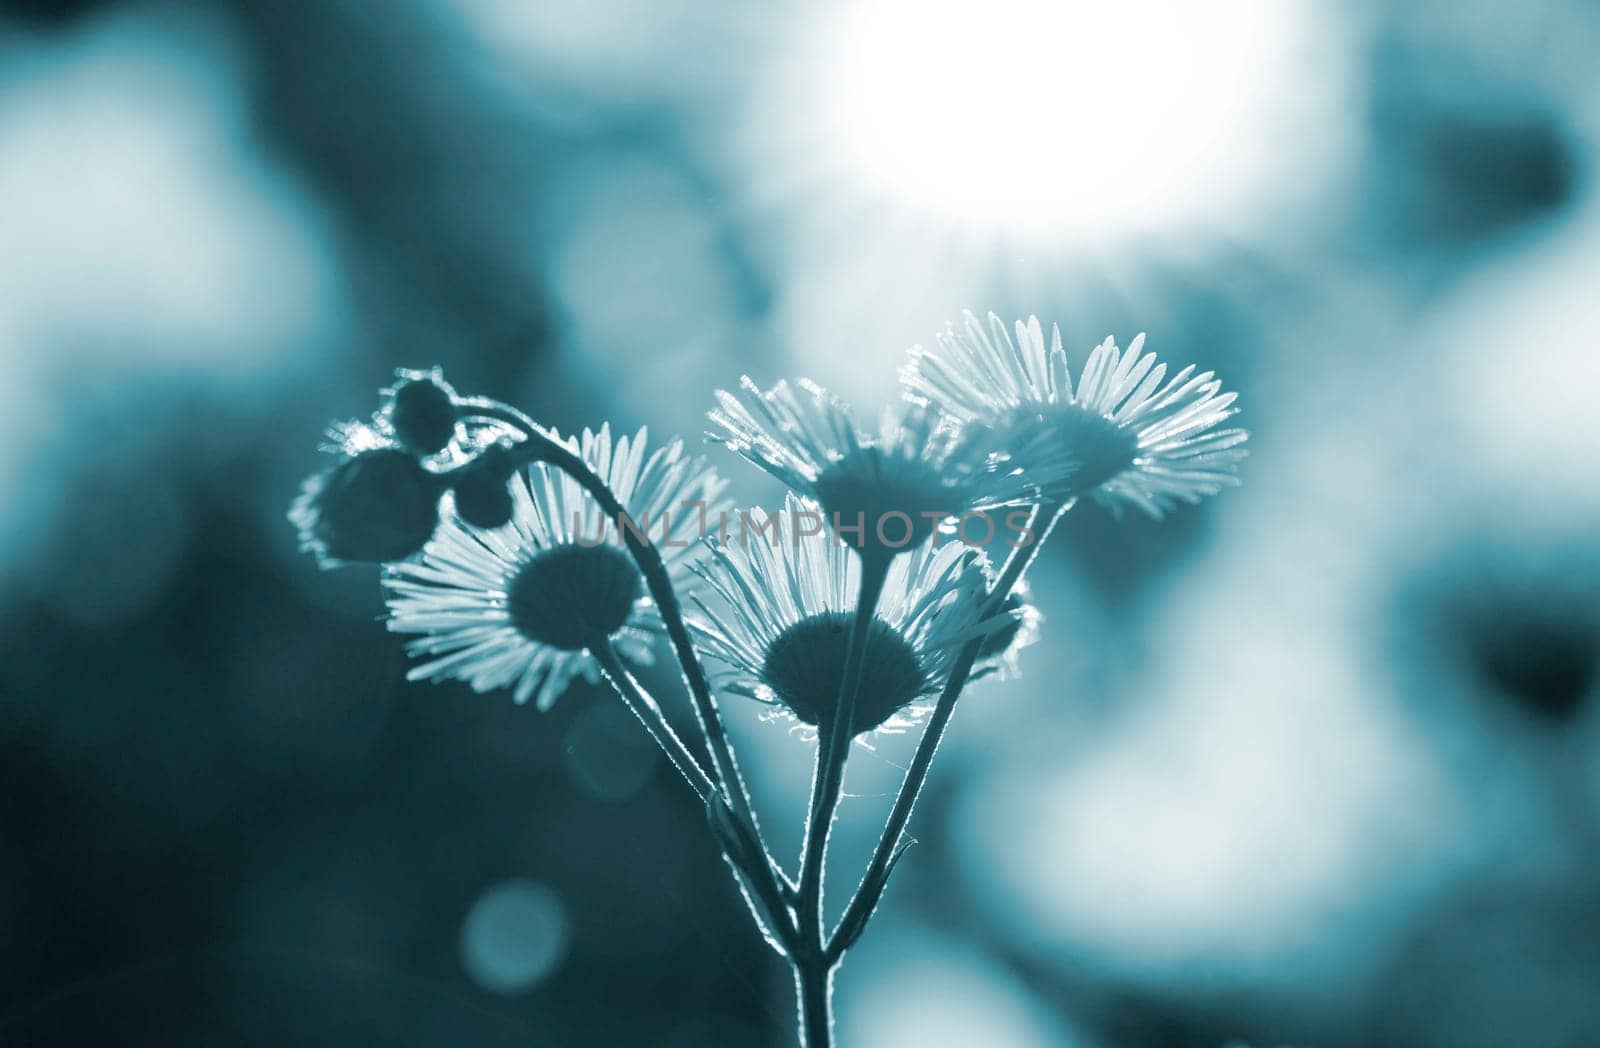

left=2, top=2, right=1598, bottom=1045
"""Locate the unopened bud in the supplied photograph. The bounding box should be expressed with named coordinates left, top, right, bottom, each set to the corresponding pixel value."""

left=452, top=443, right=518, bottom=530
left=388, top=370, right=458, bottom=455
left=292, top=448, right=442, bottom=565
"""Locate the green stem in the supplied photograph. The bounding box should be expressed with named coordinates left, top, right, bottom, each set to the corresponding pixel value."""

left=794, top=960, right=835, bottom=1048
left=706, top=793, right=800, bottom=956
left=827, top=500, right=1070, bottom=961
left=459, top=400, right=788, bottom=904
left=461, top=400, right=735, bottom=783
left=591, top=643, right=802, bottom=956
left=589, top=639, right=714, bottom=800
left=786, top=551, right=891, bottom=1048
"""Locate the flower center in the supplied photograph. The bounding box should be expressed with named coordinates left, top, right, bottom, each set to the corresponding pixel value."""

left=760, top=611, right=930, bottom=735
left=811, top=448, right=952, bottom=553
left=1007, top=403, right=1138, bottom=494
left=507, top=543, right=642, bottom=651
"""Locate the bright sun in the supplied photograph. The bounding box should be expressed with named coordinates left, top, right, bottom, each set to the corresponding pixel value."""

left=815, top=0, right=1328, bottom=243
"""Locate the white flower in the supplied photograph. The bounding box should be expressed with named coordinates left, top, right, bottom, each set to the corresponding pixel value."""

left=904, top=311, right=1249, bottom=517
left=688, top=495, right=1018, bottom=736
left=385, top=425, right=728, bottom=709
left=708, top=377, right=1038, bottom=555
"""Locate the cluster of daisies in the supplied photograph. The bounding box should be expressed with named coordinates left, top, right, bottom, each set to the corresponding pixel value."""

left=290, top=312, right=1245, bottom=1023
left=292, top=315, right=1245, bottom=738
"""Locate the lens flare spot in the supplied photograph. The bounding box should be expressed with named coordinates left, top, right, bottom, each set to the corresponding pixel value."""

left=460, top=879, right=571, bottom=994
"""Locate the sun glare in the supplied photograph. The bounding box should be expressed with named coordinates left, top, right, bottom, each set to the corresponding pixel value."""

left=816, top=0, right=1328, bottom=243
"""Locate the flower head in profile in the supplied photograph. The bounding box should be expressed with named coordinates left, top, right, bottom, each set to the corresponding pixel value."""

left=708, top=378, right=1040, bottom=556
left=973, top=582, right=1042, bottom=678
left=385, top=425, right=728, bottom=709
left=688, top=495, right=1019, bottom=736
left=903, top=312, right=1248, bottom=517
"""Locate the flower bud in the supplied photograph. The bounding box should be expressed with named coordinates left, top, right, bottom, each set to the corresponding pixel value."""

left=978, top=591, right=1027, bottom=660
left=451, top=443, right=518, bottom=530
left=292, top=448, right=442, bottom=565
left=977, top=586, right=1040, bottom=673
left=388, top=371, right=458, bottom=455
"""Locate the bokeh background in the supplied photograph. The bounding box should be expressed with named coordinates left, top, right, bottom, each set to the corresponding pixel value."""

left=3, top=1, right=1599, bottom=1045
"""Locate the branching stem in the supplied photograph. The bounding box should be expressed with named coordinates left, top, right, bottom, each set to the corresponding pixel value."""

left=798, top=552, right=891, bottom=940
left=458, top=399, right=792, bottom=917
left=789, top=551, right=891, bottom=1048
left=589, top=638, right=714, bottom=800
left=827, top=499, right=1071, bottom=962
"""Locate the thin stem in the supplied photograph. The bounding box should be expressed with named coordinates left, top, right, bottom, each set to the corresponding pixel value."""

left=589, top=639, right=714, bottom=801
left=462, top=400, right=739, bottom=785
left=794, top=960, right=835, bottom=1048
left=706, top=793, right=801, bottom=956
left=597, top=672, right=802, bottom=966
left=459, top=400, right=786, bottom=898
left=828, top=500, right=1070, bottom=961
left=796, top=550, right=896, bottom=1017
left=797, top=725, right=842, bottom=940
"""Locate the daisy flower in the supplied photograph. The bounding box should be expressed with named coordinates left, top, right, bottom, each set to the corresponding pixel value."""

left=688, top=495, right=1018, bottom=737
left=708, top=378, right=1038, bottom=556
left=903, top=311, right=1249, bottom=517
left=384, top=425, right=729, bottom=709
